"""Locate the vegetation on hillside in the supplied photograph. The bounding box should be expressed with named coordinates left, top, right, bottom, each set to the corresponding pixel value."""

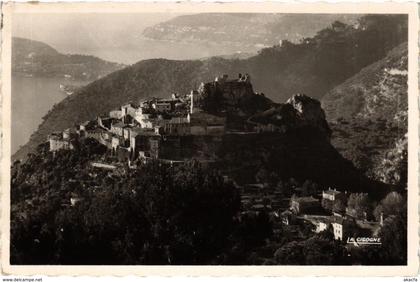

left=11, top=139, right=241, bottom=264
left=323, top=43, right=407, bottom=184
left=218, top=129, right=394, bottom=200
left=11, top=138, right=407, bottom=265
left=322, top=43, right=407, bottom=122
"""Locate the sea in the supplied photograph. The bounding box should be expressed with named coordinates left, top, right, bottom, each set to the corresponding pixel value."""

left=11, top=75, right=88, bottom=154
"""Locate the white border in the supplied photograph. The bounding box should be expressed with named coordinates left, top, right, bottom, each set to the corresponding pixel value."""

left=1, top=2, right=418, bottom=276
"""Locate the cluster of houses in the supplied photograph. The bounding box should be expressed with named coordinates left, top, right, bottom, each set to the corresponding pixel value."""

left=47, top=73, right=318, bottom=163
left=48, top=78, right=233, bottom=162
left=289, top=189, right=381, bottom=241
left=237, top=183, right=382, bottom=243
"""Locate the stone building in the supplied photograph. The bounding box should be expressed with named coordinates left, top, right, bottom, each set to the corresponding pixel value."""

left=322, top=188, right=346, bottom=211
left=109, top=110, right=123, bottom=119
left=129, top=128, right=158, bottom=158
left=98, top=116, right=119, bottom=130
left=331, top=217, right=344, bottom=240
left=110, top=122, right=126, bottom=137
left=290, top=196, right=320, bottom=215
left=48, top=132, right=74, bottom=152
left=192, top=74, right=256, bottom=113
left=163, top=117, right=191, bottom=136
left=188, top=112, right=226, bottom=136
left=152, top=101, right=171, bottom=112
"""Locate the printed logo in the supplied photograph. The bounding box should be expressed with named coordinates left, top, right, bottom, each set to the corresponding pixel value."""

left=346, top=237, right=382, bottom=247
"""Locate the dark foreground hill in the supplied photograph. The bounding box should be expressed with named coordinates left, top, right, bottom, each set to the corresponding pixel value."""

left=13, top=37, right=124, bottom=80
left=13, top=15, right=407, bottom=161
left=322, top=43, right=408, bottom=186
left=10, top=81, right=400, bottom=265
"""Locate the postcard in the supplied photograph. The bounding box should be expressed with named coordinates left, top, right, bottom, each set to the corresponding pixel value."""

left=1, top=1, right=418, bottom=276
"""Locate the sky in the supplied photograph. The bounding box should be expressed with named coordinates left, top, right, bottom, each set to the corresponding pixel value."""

left=12, top=13, right=186, bottom=64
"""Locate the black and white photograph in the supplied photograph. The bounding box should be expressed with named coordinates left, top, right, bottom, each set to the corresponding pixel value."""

left=1, top=2, right=418, bottom=276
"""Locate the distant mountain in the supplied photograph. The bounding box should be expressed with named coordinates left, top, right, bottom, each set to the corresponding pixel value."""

left=12, top=37, right=125, bottom=80
left=199, top=51, right=255, bottom=61
left=143, top=13, right=360, bottom=47
left=322, top=43, right=408, bottom=186
left=13, top=15, right=408, bottom=162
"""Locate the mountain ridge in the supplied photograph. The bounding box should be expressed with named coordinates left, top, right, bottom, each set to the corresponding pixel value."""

left=142, top=13, right=360, bottom=47
left=12, top=37, right=124, bottom=80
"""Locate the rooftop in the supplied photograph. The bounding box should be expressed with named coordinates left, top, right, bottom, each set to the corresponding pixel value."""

left=323, top=189, right=342, bottom=195
left=292, top=196, right=319, bottom=203
left=130, top=127, right=157, bottom=137
left=86, top=128, right=108, bottom=134
left=122, top=102, right=140, bottom=108
left=111, top=122, right=127, bottom=128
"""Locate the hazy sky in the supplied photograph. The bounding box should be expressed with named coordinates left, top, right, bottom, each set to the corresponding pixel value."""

left=12, top=12, right=255, bottom=64
left=12, top=13, right=185, bottom=63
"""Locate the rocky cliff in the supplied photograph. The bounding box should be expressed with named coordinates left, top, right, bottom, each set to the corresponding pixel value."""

left=322, top=43, right=407, bottom=123
left=322, top=43, right=408, bottom=186
left=287, top=94, right=331, bottom=137
left=249, top=94, right=331, bottom=138
left=196, top=75, right=274, bottom=116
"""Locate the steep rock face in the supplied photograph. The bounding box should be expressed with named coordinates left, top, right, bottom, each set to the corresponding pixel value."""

left=322, top=43, right=408, bottom=185
left=287, top=94, right=331, bottom=137
left=196, top=76, right=267, bottom=114
left=322, top=43, right=407, bottom=123
left=249, top=94, right=331, bottom=138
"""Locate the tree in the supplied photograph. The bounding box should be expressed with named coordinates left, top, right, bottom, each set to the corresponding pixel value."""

left=303, top=236, right=348, bottom=265
left=379, top=213, right=407, bottom=265
left=301, top=180, right=316, bottom=196
left=346, top=193, right=372, bottom=220
left=373, top=192, right=405, bottom=221
left=11, top=145, right=242, bottom=265
left=233, top=211, right=273, bottom=248
left=332, top=198, right=346, bottom=214
left=256, top=167, right=279, bottom=185
left=274, top=241, right=305, bottom=265
left=274, top=236, right=348, bottom=265
left=276, top=180, right=292, bottom=197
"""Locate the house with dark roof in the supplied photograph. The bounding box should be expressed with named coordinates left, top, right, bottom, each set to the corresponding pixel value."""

left=322, top=188, right=347, bottom=211
left=290, top=196, right=320, bottom=214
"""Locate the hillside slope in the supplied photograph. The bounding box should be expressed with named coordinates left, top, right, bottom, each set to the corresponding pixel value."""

left=322, top=43, right=408, bottom=186
left=13, top=37, right=124, bottom=80
left=322, top=43, right=407, bottom=122
left=13, top=15, right=408, bottom=161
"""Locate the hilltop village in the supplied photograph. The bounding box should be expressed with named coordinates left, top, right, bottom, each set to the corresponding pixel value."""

left=45, top=74, right=386, bottom=249
left=11, top=14, right=408, bottom=265
left=49, top=74, right=248, bottom=163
